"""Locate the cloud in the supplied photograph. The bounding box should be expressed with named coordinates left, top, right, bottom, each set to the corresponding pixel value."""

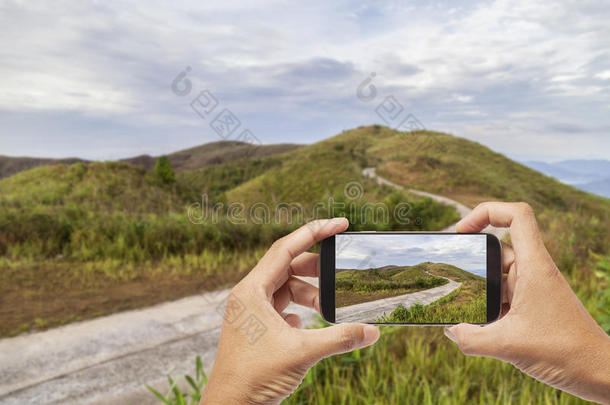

left=0, top=0, right=608, bottom=160
left=336, top=234, right=487, bottom=275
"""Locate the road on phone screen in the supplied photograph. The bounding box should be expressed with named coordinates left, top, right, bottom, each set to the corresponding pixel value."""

left=336, top=273, right=461, bottom=323
left=0, top=167, right=507, bottom=405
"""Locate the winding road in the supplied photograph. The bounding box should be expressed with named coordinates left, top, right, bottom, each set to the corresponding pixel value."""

left=336, top=274, right=461, bottom=323
left=0, top=168, right=506, bottom=405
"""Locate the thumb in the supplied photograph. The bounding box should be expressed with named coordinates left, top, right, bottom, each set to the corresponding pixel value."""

left=306, top=323, right=380, bottom=360
left=444, top=323, right=503, bottom=357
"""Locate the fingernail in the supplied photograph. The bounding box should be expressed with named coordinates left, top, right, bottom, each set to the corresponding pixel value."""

left=444, top=326, right=457, bottom=343
left=362, top=325, right=380, bottom=346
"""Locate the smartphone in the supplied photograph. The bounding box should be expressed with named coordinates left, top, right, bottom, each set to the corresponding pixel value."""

left=319, top=232, right=502, bottom=325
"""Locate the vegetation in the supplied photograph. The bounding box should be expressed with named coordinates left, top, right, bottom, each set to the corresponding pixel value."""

left=154, top=156, right=176, bottom=184
left=377, top=288, right=486, bottom=324
left=152, top=314, right=593, bottom=405
left=375, top=264, right=486, bottom=324
left=1, top=125, right=608, bottom=403
left=0, top=138, right=456, bottom=336
left=139, top=126, right=609, bottom=404
left=147, top=356, right=207, bottom=405
left=335, top=264, right=448, bottom=307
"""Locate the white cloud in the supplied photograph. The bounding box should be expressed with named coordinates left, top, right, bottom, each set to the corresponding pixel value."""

left=0, top=0, right=608, bottom=160
left=336, top=234, right=487, bottom=273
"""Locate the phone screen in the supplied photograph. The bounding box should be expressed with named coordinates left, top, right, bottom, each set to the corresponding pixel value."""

left=334, top=233, right=489, bottom=324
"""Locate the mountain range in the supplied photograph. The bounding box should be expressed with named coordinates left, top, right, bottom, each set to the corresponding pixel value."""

left=0, top=141, right=301, bottom=179
left=522, top=160, right=610, bottom=198
left=2, top=125, right=609, bottom=337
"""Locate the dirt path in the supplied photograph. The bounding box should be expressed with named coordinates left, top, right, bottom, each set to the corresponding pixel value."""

left=336, top=275, right=461, bottom=323
left=0, top=168, right=507, bottom=405
left=362, top=167, right=506, bottom=239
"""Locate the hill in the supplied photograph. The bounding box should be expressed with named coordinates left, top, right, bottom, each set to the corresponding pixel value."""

left=121, top=141, right=302, bottom=172
left=335, top=263, right=477, bottom=307
left=371, top=262, right=487, bottom=324
left=0, top=135, right=457, bottom=336
left=0, top=155, right=86, bottom=179
left=420, top=262, right=485, bottom=282
left=0, top=141, right=302, bottom=179
left=1, top=125, right=608, bottom=338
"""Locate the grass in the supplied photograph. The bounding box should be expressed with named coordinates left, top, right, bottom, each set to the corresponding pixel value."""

left=373, top=264, right=487, bottom=324
left=140, top=126, right=609, bottom=404
left=152, top=314, right=595, bottom=405
left=377, top=288, right=486, bottom=324
left=0, top=125, right=608, bottom=403
left=0, top=147, right=457, bottom=336
left=284, top=321, right=591, bottom=405
left=147, top=356, right=207, bottom=405
left=335, top=264, right=448, bottom=307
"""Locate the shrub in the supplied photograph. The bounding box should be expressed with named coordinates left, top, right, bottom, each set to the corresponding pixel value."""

left=154, top=156, right=176, bottom=184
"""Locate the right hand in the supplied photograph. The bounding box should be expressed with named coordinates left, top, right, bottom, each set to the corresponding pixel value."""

left=445, top=202, right=610, bottom=404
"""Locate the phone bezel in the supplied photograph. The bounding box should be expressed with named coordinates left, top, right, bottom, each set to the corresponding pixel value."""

left=319, top=231, right=502, bottom=325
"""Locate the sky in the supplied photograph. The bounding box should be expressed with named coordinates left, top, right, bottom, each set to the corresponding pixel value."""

left=335, top=234, right=487, bottom=277
left=0, top=0, right=609, bottom=161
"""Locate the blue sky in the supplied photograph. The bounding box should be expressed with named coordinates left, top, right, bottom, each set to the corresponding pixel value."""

left=0, top=0, right=609, bottom=161
left=336, top=234, right=487, bottom=277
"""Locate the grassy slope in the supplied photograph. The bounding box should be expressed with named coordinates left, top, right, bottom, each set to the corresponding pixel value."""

left=336, top=264, right=448, bottom=307
left=122, top=141, right=302, bottom=172
left=0, top=155, right=86, bottom=179
left=0, top=141, right=302, bottom=179
left=376, top=263, right=486, bottom=324
left=283, top=127, right=610, bottom=404
left=2, top=126, right=609, bottom=404
left=0, top=130, right=457, bottom=336
left=0, top=161, right=287, bottom=335
left=226, top=126, right=460, bottom=230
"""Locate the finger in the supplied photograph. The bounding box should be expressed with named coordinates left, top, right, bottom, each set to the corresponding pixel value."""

left=273, top=276, right=320, bottom=313
left=444, top=321, right=506, bottom=358
left=252, top=218, right=348, bottom=295
left=455, top=202, right=547, bottom=263
left=289, top=252, right=319, bottom=278
left=504, top=261, right=518, bottom=305
left=281, top=312, right=302, bottom=329
left=270, top=253, right=319, bottom=312
left=502, top=273, right=510, bottom=305
left=501, top=241, right=514, bottom=274
left=302, top=323, right=379, bottom=360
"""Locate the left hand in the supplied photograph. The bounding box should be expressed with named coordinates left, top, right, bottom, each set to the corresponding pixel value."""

left=201, top=218, right=380, bottom=404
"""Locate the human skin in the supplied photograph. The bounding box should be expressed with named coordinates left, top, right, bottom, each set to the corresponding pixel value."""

left=446, top=202, right=610, bottom=404
left=200, top=218, right=380, bottom=404
left=201, top=204, right=610, bottom=404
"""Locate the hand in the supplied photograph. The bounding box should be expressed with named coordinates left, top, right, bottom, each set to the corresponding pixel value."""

left=201, top=218, right=380, bottom=404
left=445, top=202, right=610, bottom=404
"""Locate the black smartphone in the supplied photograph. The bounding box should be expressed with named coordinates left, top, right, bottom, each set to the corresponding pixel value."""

left=319, top=232, right=502, bottom=325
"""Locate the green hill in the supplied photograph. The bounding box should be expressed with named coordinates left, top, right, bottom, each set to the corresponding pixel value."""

left=375, top=262, right=487, bottom=324
left=421, top=262, right=485, bottom=282
left=0, top=141, right=302, bottom=180
left=122, top=141, right=302, bottom=172
left=1, top=125, right=608, bottom=338
left=0, top=155, right=86, bottom=179
left=335, top=262, right=484, bottom=308
left=0, top=134, right=457, bottom=336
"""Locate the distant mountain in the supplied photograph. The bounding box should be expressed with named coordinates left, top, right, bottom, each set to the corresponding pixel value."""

left=522, top=159, right=610, bottom=198
left=121, top=141, right=302, bottom=171
left=0, top=156, right=87, bottom=179
left=579, top=178, right=610, bottom=198
left=0, top=141, right=302, bottom=179
left=337, top=262, right=484, bottom=282
left=553, top=160, right=610, bottom=177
